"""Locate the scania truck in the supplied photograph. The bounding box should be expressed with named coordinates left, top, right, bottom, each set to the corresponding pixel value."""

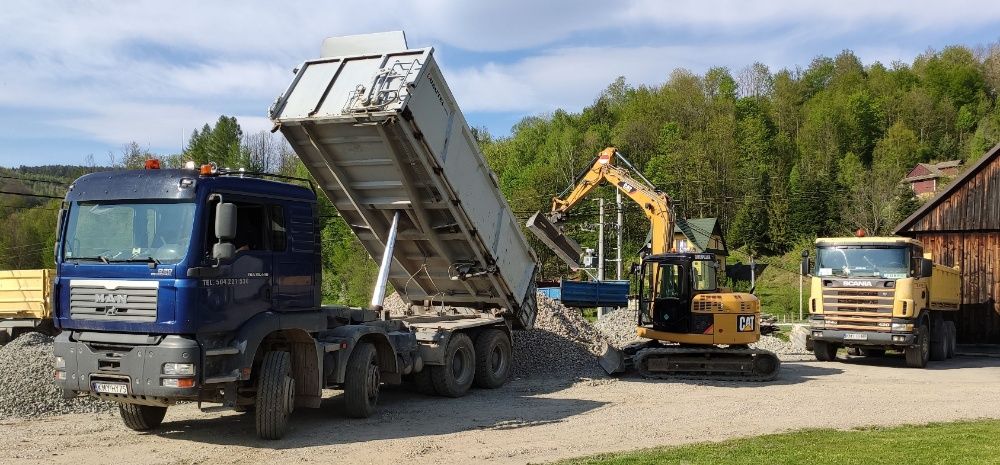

left=803, top=235, right=961, bottom=367
left=52, top=32, right=539, bottom=439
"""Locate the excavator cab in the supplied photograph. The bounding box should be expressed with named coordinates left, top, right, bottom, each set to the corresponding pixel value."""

left=638, top=253, right=718, bottom=334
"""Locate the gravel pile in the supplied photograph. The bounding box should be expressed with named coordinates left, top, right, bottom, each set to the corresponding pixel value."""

left=592, top=307, right=647, bottom=348
left=751, top=335, right=811, bottom=356
left=382, top=292, right=410, bottom=316
left=0, top=332, right=114, bottom=419
left=511, top=296, right=607, bottom=380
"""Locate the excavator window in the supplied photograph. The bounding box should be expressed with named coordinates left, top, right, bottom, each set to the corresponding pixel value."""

left=691, top=260, right=718, bottom=291
left=657, top=264, right=684, bottom=298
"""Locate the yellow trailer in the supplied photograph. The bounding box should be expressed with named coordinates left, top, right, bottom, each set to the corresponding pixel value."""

left=0, top=269, right=54, bottom=343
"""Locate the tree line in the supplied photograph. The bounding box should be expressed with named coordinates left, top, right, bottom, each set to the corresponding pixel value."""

left=478, top=44, right=1000, bottom=277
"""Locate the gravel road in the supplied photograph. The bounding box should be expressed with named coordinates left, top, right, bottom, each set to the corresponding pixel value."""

left=2, top=355, right=998, bottom=465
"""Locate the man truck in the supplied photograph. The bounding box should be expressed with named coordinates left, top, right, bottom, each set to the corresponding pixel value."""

left=52, top=31, right=538, bottom=439
left=803, top=234, right=961, bottom=368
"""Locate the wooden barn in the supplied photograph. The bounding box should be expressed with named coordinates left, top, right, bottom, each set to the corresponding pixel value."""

left=894, top=143, right=1000, bottom=344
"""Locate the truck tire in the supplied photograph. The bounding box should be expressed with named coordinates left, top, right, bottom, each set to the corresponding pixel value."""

left=431, top=332, right=475, bottom=398
left=473, top=329, right=512, bottom=389
left=929, top=319, right=948, bottom=362
left=410, top=368, right=436, bottom=396
left=343, top=342, right=380, bottom=418
left=119, top=403, right=167, bottom=431
left=945, top=321, right=957, bottom=359
left=0, top=330, right=10, bottom=346
left=905, top=323, right=930, bottom=368
left=813, top=340, right=837, bottom=361
left=255, top=351, right=295, bottom=440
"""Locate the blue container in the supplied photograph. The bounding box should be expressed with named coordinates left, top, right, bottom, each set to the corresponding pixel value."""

left=559, top=279, right=630, bottom=308
left=537, top=287, right=561, bottom=300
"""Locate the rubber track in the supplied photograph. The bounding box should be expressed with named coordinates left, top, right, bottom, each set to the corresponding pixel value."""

left=633, top=347, right=781, bottom=382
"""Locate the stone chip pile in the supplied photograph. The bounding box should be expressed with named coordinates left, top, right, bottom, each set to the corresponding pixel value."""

left=592, top=307, right=648, bottom=348
left=0, top=332, right=114, bottom=420
left=511, top=296, right=607, bottom=380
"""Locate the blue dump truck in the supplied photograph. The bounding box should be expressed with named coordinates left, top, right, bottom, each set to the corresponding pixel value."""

left=52, top=32, right=538, bottom=439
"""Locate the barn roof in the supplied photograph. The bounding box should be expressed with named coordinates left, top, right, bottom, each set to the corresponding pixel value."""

left=894, top=142, right=1000, bottom=234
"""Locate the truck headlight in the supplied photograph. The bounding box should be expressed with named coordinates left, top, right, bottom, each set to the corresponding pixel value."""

left=163, top=363, right=195, bottom=376
left=55, top=356, right=65, bottom=369
left=891, top=323, right=914, bottom=332
left=811, top=319, right=825, bottom=329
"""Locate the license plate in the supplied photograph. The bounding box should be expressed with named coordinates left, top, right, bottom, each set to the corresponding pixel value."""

left=844, top=333, right=868, bottom=341
left=93, top=382, right=129, bottom=395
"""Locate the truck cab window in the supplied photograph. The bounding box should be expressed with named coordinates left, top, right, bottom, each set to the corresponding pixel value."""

left=234, top=204, right=268, bottom=252
left=270, top=205, right=286, bottom=251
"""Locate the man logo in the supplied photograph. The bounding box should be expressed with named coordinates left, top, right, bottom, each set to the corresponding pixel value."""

left=94, top=293, right=127, bottom=305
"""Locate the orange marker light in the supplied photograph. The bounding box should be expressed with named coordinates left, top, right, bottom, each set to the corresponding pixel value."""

left=144, top=159, right=161, bottom=170
left=200, top=164, right=215, bottom=176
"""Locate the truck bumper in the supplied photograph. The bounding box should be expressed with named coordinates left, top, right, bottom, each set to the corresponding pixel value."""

left=809, top=329, right=916, bottom=346
left=53, top=332, right=201, bottom=404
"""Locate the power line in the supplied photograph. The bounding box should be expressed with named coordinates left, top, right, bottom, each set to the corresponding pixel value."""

left=0, top=174, right=68, bottom=186
left=0, top=190, right=63, bottom=200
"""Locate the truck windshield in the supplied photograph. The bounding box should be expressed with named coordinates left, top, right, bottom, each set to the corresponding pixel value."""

left=63, top=201, right=196, bottom=265
left=815, top=246, right=909, bottom=278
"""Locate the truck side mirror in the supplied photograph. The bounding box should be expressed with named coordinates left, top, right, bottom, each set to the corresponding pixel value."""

left=800, top=250, right=811, bottom=276
left=920, top=258, right=933, bottom=278
left=215, top=202, right=236, bottom=240
left=54, top=208, right=66, bottom=264
left=213, top=242, right=235, bottom=260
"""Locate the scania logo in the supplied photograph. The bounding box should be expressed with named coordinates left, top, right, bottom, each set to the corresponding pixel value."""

left=94, top=293, right=127, bottom=305
left=842, top=280, right=874, bottom=287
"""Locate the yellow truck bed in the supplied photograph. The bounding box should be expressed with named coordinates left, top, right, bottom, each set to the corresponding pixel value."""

left=929, top=264, right=961, bottom=311
left=0, top=269, right=53, bottom=320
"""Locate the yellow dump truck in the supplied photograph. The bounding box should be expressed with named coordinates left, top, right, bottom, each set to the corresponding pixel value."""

left=803, top=236, right=961, bottom=368
left=0, top=269, right=54, bottom=344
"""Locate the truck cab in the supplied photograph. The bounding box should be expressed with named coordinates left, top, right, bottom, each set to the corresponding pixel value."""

left=805, top=236, right=960, bottom=368
left=53, top=165, right=324, bottom=403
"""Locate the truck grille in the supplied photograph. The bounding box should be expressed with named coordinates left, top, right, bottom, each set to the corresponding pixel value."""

left=69, top=280, right=158, bottom=322
left=821, top=282, right=893, bottom=332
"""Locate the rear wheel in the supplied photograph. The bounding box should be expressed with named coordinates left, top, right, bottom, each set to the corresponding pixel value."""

left=119, top=403, right=167, bottom=431
left=860, top=348, right=885, bottom=357
left=813, top=340, right=837, bottom=361
left=0, top=330, right=10, bottom=346
left=431, top=333, right=475, bottom=397
left=343, top=342, right=380, bottom=418
left=473, top=329, right=512, bottom=389
left=929, top=319, right=948, bottom=362
left=255, top=351, right=295, bottom=440
left=905, top=323, right=930, bottom=368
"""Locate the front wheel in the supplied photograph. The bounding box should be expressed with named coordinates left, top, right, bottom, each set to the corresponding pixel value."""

left=905, top=323, right=930, bottom=368
left=255, top=351, right=295, bottom=440
left=119, top=403, right=167, bottom=431
left=945, top=321, right=957, bottom=359
left=813, top=340, right=837, bottom=361
left=343, top=342, right=380, bottom=418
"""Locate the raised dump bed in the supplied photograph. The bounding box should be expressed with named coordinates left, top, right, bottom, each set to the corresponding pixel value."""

left=270, top=32, right=537, bottom=328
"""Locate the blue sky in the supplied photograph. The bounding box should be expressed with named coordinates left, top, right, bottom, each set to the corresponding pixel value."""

left=2, top=0, right=999, bottom=166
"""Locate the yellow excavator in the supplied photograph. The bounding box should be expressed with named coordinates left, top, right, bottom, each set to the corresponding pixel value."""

left=527, top=147, right=780, bottom=381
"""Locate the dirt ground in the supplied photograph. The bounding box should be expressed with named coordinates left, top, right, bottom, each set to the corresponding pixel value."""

left=2, top=355, right=999, bottom=465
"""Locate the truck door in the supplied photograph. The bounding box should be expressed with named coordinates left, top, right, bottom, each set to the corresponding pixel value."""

left=198, top=199, right=273, bottom=331
left=267, top=203, right=317, bottom=311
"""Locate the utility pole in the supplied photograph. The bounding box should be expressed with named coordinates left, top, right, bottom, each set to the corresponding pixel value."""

left=615, top=190, right=623, bottom=280
left=597, top=198, right=605, bottom=281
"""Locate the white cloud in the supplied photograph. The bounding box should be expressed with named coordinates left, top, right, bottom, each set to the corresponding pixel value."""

left=1, top=0, right=999, bottom=160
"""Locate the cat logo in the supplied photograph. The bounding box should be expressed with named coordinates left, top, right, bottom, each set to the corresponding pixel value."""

left=737, top=315, right=755, bottom=332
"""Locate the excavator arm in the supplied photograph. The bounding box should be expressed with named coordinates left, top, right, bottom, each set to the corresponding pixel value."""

left=529, top=147, right=675, bottom=268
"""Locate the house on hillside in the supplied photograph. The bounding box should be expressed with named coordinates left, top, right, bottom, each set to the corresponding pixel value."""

left=902, top=160, right=964, bottom=198
left=894, top=143, right=1000, bottom=344
left=674, top=218, right=728, bottom=277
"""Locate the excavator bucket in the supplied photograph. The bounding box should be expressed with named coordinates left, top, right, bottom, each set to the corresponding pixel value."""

left=526, top=211, right=584, bottom=270
left=598, top=342, right=628, bottom=375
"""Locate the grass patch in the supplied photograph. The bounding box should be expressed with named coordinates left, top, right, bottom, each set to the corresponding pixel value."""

left=729, top=243, right=811, bottom=322
left=559, top=420, right=1000, bottom=465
